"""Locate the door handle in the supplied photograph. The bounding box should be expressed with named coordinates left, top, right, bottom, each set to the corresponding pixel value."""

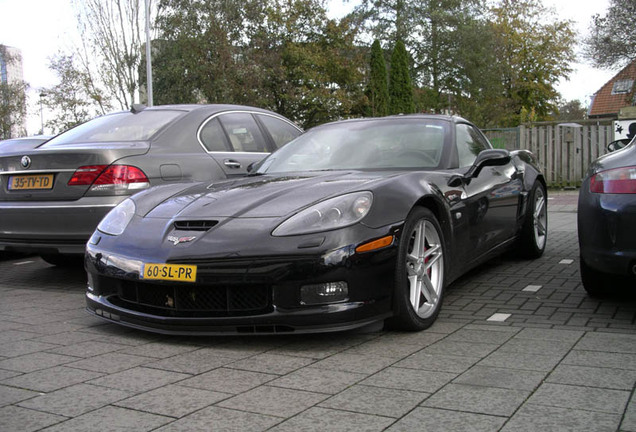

left=224, top=160, right=241, bottom=169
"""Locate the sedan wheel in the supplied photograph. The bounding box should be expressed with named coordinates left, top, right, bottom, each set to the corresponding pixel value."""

left=388, top=207, right=445, bottom=331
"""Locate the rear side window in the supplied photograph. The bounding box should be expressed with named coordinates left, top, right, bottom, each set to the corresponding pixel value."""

left=256, top=114, right=301, bottom=149
left=42, top=110, right=185, bottom=145
left=199, top=118, right=231, bottom=151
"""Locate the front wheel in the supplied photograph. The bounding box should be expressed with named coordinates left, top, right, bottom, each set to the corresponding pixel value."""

left=387, top=207, right=446, bottom=331
left=518, top=181, right=547, bottom=258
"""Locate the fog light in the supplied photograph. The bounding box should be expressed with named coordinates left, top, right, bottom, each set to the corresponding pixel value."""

left=300, top=282, right=349, bottom=305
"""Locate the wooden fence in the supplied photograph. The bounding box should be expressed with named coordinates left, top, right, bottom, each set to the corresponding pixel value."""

left=483, top=122, right=615, bottom=188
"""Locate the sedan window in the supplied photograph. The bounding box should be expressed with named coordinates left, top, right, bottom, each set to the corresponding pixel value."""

left=218, top=113, right=267, bottom=153
left=199, top=117, right=231, bottom=152
left=256, top=114, right=302, bottom=149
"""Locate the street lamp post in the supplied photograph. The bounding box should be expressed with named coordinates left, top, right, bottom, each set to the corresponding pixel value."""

left=39, top=92, right=46, bottom=134
left=145, top=0, right=153, bottom=107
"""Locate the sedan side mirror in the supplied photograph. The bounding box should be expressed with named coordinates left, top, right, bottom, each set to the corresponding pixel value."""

left=465, top=149, right=511, bottom=179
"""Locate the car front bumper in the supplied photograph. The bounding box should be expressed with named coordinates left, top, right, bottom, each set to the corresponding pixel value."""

left=85, top=228, right=400, bottom=335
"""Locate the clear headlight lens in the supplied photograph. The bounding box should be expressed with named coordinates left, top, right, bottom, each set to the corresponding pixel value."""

left=97, top=198, right=136, bottom=236
left=273, top=192, right=373, bottom=236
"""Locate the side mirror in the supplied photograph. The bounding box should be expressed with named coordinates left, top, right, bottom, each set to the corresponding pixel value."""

left=607, top=139, right=629, bottom=152
left=464, top=149, right=511, bottom=179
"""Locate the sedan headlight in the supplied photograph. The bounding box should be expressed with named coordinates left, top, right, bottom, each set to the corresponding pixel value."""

left=97, top=198, right=136, bottom=235
left=273, top=192, right=373, bottom=236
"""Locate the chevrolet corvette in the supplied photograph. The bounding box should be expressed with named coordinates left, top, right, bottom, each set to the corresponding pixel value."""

left=85, top=115, right=547, bottom=334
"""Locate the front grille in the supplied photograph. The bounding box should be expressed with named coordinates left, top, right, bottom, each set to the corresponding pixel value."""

left=114, top=280, right=271, bottom=317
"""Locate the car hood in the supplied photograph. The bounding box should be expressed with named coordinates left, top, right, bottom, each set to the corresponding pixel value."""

left=138, top=172, right=394, bottom=220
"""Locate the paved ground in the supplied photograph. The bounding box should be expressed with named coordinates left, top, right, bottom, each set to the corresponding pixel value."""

left=1, top=189, right=635, bottom=432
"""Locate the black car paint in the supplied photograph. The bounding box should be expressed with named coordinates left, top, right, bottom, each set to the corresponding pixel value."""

left=578, top=139, right=636, bottom=278
left=85, top=115, right=545, bottom=334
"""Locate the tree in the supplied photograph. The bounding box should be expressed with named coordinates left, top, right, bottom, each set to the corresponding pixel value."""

left=72, top=0, right=153, bottom=109
left=41, top=53, right=109, bottom=134
left=488, top=0, right=576, bottom=126
left=554, top=99, right=588, bottom=121
left=0, top=46, right=28, bottom=139
left=389, top=40, right=414, bottom=114
left=585, top=0, right=636, bottom=69
left=367, top=40, right=389, bottom=116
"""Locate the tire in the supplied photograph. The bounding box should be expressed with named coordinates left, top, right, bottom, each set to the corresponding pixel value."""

left=580, top=257, right=610, bottom=298
left=518, top=181, right=547, bottom=259
left=40, top=254, right=83, bottom=267
left=387, top=207, right=446, bottom=331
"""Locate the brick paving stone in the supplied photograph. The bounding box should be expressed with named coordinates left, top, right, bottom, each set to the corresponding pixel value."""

left=547, top=364, right=636, bottom=390
left=269, top=366, right=367, bottom=394
left=528, top=383, right=630, bottom=414
left=226, top=353, right=315, bottom=375
left=1, top=366, right=104, bottom=393
left=114, top=384, right=229, bottom=418
left=500, top=404, right=621, bottom=432
left=217, top=385, right=328, bottom=418
left=361, top=366, right=456, bottom=393
left=18, top=383, right=131, bottom=417
left=270, top=406, right=394, bottom=432
left=179, top=367, right=277, bottom=394
left=422, top=383, right=530, bottom=417
left=86, top=367, right=190, bottom=394
left=319, top=384, right=427, bottom=418
left=0, top=405, right=66, bottom=432
left=386, top=407, right=506, bottom=432
left=453, top=365, right=547, bottom=391
left=0, top=385, right=40, bottom=407
left=153, top=406, right=281, bottom=432
left=40, top=405, right=172, bottom=432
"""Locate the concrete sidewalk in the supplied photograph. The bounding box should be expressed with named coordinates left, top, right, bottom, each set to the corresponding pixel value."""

left=0, top=189, right=634, bottom=431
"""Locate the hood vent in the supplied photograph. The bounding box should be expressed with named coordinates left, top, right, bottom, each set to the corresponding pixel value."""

left=173, top=220, right=218, bottom=231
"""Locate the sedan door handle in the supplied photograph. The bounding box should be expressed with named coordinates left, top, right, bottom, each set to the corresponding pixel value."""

left=224, top=159, right=242, bottom=169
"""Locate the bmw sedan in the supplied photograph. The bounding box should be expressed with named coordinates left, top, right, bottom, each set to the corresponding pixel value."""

left=85, top=114, right=548, bottom=335
left=0, top=105, right=301, bottom=265
left=578, top=136, right=636, bottom=296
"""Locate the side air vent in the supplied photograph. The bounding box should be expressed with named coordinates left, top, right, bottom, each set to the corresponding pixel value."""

left=173, top=220, right=218, bottom=231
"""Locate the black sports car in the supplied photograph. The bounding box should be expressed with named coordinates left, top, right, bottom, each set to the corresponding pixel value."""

left=85, top=115, right=547, bottom=334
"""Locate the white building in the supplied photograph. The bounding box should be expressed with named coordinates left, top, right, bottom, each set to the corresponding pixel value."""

left=0, top=44, right=27, bottom=136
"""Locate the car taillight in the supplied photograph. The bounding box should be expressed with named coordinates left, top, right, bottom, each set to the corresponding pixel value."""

left=589, top=166, right=636, bottom=194
left=69, top=164, right=150, bottom=193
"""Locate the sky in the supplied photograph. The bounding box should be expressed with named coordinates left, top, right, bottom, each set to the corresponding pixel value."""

left=0, top=0, right=617, bottom=134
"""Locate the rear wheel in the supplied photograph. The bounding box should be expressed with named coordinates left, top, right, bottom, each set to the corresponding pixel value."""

left=580, top=257, right=610, bottom=298
left=519, top=181, right=547, bottom=258
left=388, top=207, right=446, bottom=331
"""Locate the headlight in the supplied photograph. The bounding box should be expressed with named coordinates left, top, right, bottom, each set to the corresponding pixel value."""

left=97, top=198, right=136, bottom=235
left=273, top=192, right=373, bottom=236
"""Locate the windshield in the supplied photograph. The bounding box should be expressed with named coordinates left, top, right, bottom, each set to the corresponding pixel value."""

left=256, top=118, right=450, bottom=174
left=42, top=110, right=185, bottom=146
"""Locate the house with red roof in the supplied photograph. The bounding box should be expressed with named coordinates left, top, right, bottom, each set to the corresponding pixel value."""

left=588, top=60, right=636, bottom=120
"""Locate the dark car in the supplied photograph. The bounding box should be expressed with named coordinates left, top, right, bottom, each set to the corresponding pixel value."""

left=0, top=105, right=301, bottom=265
left=578, top=137, right=636, bottom=296
left=85, top=114, right=547, bottom=335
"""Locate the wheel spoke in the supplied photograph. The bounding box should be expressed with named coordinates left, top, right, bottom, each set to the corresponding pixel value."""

left=408, top=275, right=421, bottom=308
left=420, top=275, right=438, bottom=305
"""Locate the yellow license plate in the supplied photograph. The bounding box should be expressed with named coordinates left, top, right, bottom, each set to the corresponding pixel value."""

left=8, top=174, right=54, bottom=190
left=142, top=263, right=197, bottom=282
